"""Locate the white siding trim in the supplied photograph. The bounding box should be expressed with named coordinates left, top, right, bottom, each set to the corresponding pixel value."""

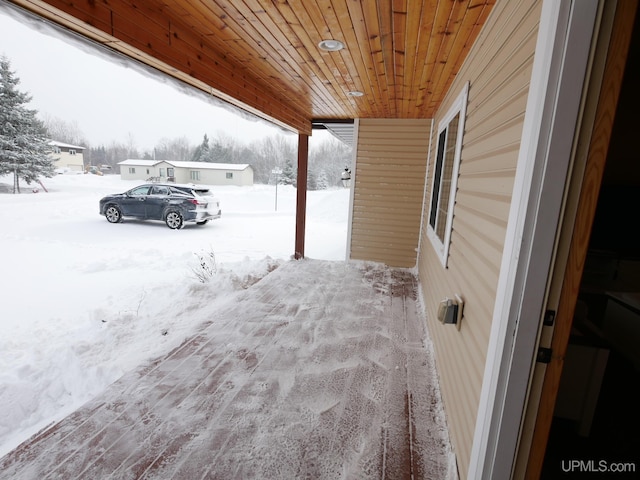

left=442, top=82, right=469, bottom=267
left=426, top=82, right=469, bottom=267
left=468, top=0, right=601, bottom=478
left=345, top=118, right=360, bottom=261
left=417, top=119, right=435, bottom=259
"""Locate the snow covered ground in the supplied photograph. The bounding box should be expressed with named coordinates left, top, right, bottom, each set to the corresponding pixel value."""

left=0, top=173, right=351, bottom=457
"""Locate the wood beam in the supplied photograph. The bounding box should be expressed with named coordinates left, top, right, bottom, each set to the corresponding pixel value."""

left=295, top=133, right=309, bottom=259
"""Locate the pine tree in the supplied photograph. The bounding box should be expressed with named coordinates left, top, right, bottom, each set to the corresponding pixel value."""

left=316, top=169, right=329, bottom=190
left=0, top=56, right=55, bottom=193
left=191, top=134, right=211, bottom=162
left=281, top=157, right=296, bottom=185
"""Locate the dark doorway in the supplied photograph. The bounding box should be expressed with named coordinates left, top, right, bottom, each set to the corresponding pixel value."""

left=542, top=6, right=640, bottom=477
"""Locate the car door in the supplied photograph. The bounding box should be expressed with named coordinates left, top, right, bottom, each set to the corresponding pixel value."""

left=119, top=185, right=150, bottom=217
left=146, top=185, right=171, bottom=220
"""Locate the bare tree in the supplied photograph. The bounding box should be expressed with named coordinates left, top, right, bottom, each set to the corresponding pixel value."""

left=251, top=134, right=296, bottom=184
left=95, top=140, right=141, bottom=172
left=152, top=136, right=194, bottom=161
left=124, top=132, right=139, bottom=157
left=40, top=114, right=88, bottom=146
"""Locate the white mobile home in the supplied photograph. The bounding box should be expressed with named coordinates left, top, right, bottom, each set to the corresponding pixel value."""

left=118, top=159, right=254, bottom=186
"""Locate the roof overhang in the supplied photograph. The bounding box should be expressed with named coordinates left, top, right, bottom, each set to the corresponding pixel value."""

left=4, top=0, right=496, bottom=134
left=312, top=119, right=355, bottom=148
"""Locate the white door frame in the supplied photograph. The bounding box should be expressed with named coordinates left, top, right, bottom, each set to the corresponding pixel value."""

left=467, top=0, right=602, bottom=478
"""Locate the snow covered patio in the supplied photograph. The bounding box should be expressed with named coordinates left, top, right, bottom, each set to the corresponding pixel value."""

left=0, top=259, right=455, bottom=479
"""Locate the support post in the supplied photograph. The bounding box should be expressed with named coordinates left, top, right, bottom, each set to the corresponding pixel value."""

left=295, top=133, right=309, bottom=259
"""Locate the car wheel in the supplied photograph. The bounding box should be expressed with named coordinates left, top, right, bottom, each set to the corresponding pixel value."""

left=105, top=205, right=122, bottom=223
left=165, top=210, right=184, bottom=229
left=196, top=220, right=209, bottom=225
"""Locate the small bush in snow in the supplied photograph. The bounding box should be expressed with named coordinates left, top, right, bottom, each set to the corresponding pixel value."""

left=191, top=247, right=217, bottom=283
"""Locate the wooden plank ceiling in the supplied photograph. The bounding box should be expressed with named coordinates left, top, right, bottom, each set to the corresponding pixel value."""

left=8, top=0, right=495, bottom=135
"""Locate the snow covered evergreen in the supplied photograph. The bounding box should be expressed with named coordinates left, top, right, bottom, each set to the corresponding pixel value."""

left=190, top=133, right=212, bottom=162
left=0, top=56, right=54, bottom=193
left=281, top=156, right=296, bottom=185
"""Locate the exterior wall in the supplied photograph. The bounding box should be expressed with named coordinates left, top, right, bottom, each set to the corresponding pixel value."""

left=119, top=161, right=253, bottom=186
left=173, top=166, right=254, bottom=186
left=349, top=118, right=431, bottom=268
left=119, top=161, right=171, bottom=181
left=52, top=150, right=84, bottom=171
left=416, top=0, right=541, bottom=477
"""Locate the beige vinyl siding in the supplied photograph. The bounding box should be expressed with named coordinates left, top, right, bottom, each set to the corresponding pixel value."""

left=350, top=119, right=431, bottom=268
left=53, top=151, right=85, bottom=171
left=417, top=0, right=541, bottom=477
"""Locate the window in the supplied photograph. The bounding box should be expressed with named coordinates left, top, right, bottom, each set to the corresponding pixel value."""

left=167, top=168, right=174, bottom=177
left=151, top=186, right=169, bottom=195
left=427, top=82, right=468, bottom=266
left=130, top=185, right=150, bottom=196
left=159, top=168, right=165, bottom=177
left=226, top=172, right=233, bottom=179
left=53, top=146, right=61, bottom=154
left=190, top=170, right=200, bottom=181
left=69, top=149, right=76, bottom=155
left=128, top=167, right=136, bottom=174
left=146, top=168, right=150, bottom=174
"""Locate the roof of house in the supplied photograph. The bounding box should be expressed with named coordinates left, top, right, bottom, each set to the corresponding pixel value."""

left=118, top=159, right=251, bottom=171
left=119, top=159, right=161, bottom=167
left=49, top=140, right=86, bottom=150
left=172, top=161, right=251, bottom=171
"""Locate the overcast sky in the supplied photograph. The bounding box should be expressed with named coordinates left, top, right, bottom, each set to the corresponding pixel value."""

left=0, top=3, right=308, bottom=151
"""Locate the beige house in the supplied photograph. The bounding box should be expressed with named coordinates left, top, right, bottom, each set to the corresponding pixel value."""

left=118, top=159, right=254, bottom=186
left=49, top=140, right=85, bottom=172
left=6, top=0, right=639, bottom=478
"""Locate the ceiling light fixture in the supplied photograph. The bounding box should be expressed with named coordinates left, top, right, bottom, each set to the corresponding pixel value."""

left=318, top=39, right=344, bottom=51
left=347, top=91, right=364, bottom=97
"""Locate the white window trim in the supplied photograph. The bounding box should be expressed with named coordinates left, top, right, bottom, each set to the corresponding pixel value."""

left=426, top=81, right=469, bottom=267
